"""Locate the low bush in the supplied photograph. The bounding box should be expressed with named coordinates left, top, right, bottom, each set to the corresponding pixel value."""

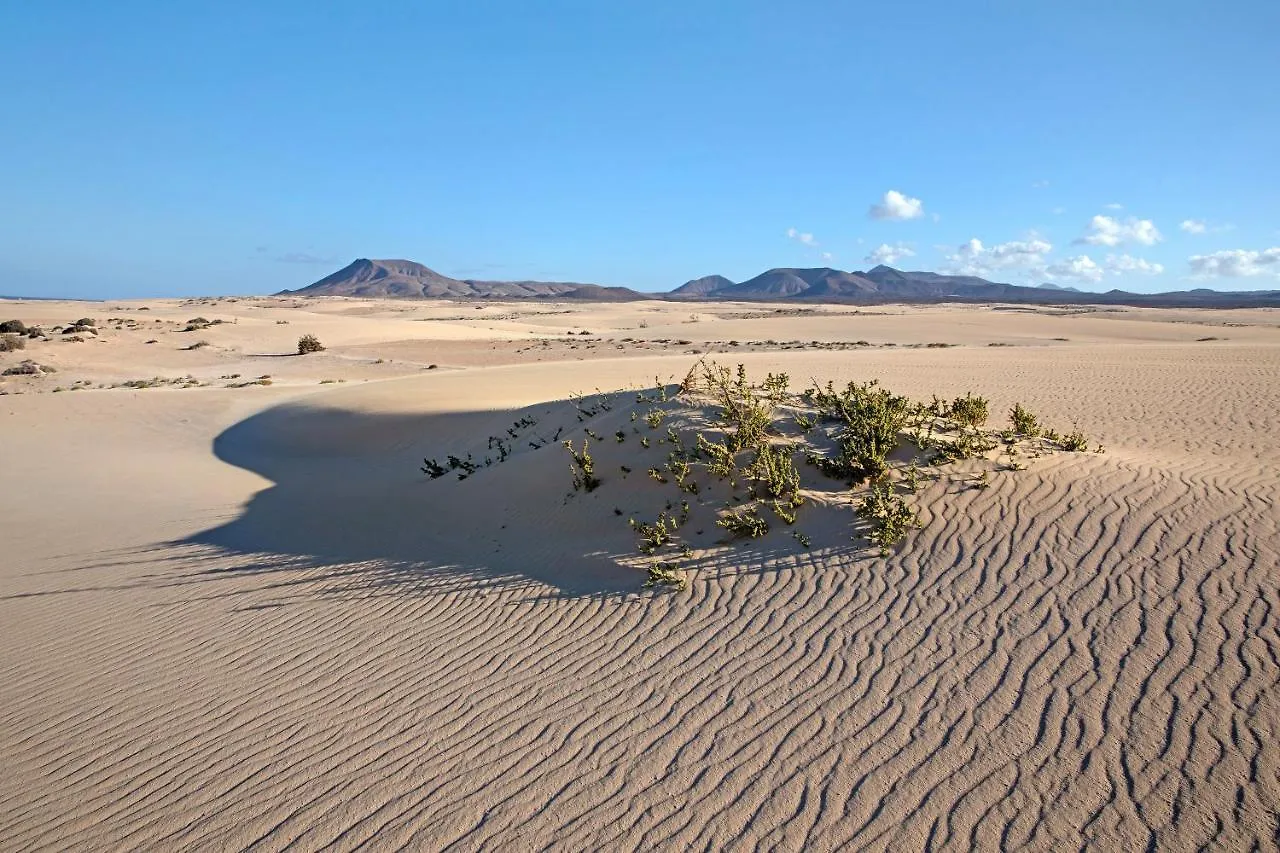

left=0, top=320, right=26, bottom=334
left=297, top=334, right=325, bottom=354
left=1009, top=403, right=1041, bottom=437
left=0, top=334, right=25, bottom=352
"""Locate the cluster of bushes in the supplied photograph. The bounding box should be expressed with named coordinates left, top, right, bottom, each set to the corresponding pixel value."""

left=418, top=359, right=1099, bottom=591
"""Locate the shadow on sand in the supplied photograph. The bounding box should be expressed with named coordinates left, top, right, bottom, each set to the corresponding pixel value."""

left=168, top=397, right=660, bottom=600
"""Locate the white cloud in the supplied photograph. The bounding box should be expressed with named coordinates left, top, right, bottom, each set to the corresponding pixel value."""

left=1075, top=214, right=1163, bottom=247
left=944, top=236, right=1053, bottom=277
left=1046, top=255, right=1105, bottom=283
left=1050, top=206, right=1066, bottom=215
left=1180, top=219, right=1234, bottom=235
left=1188, top=248, right=1280, bottom=279
left=865, top=243, right=916, bottom=266
left=1104, top=202, right=1124, bottom=210
left=1032, top=180, right=1049, bottom=189
left=1106, top=254, right=1164, bottom=276
left=820, top=251, right=834, bottom=262
left=785, top=227, right=818, bottom=247
left=869, top=190, right=925, bottom=221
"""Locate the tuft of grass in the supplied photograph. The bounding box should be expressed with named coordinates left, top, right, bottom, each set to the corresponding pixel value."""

left=0, top=334, right=25, bottom=352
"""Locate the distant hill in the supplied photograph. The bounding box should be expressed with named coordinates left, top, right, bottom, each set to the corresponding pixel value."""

left=671, top=274, right=735, bottom=297
left=281, top=259, right=644, bottom=300
left=283, top=258, right=1280, bottom=308
left=665, top=264, right=1280, bottom=308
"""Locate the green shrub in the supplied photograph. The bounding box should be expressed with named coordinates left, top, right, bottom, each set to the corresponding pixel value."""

left=1009, top=403, right=1041, bottom=437
left=858, top=482, right=918, bottom=555
left=0, top=320, right=27, bottom=334
left=950, top=393, right=989, bottom=428
left=746, top=442, right=801, bottom=503
left=645, top=561, right=687, bottom=590
left=717, top=507, right=769, bottom=538
left=297, top=334, right=325, bottom=354
left=564, top=439, right=601, bottom=491
left=1058, top=429, right=1090, bottom=452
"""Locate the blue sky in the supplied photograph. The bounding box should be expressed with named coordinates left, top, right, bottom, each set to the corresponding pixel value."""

left=2, top=1, right=1277, bottom=298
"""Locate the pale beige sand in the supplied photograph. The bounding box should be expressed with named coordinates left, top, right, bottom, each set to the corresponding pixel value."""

left=2, top=298, right=1278, bottom=850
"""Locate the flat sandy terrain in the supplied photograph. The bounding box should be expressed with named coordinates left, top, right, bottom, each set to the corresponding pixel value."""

left=2, top=296, right=1278, bottom=850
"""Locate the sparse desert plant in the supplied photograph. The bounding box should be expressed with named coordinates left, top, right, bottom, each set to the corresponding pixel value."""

left=297, top=334, right=325, bottom=354
left=74, top=317, right=96, bottom=327
left=717, top=506, right=769, bottom=538
left=632, top=511, right=680, bottom=553
left=2, top=359, right=53, bottom=376
left=183, top=340, right=211, bottom=350
left=0, top=334, right=25, bottom=352
left=564, top=439, right=601, bottom=491
left=806, top=379, right=909, bottom=483
left=421, top=458, right=448, bottom=478
left=0, top=320, right=27, bottom=334
left=1058, top=428, right=1090, bottom=452
left=1009, top=403, right=1041, bottom=437
left=645, top=560, right=687, bottom=590
left=858, top=481, right=918, bottom=555
left=949, top=393, right=989, bottom=428
left=746, top=442, right=801, bottom=504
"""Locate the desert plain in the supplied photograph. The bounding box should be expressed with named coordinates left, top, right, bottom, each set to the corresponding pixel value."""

left=1, top=295, right=1278, bottom=850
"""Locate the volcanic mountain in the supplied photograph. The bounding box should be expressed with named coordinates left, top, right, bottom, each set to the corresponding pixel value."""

left=280, top=259, right=645, bottom=300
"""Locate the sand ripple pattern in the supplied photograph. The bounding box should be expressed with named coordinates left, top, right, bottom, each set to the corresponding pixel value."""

left=3, top=443, right=1277, bottom=851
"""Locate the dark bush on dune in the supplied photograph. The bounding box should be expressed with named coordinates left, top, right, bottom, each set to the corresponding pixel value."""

left=0, top=334, right=26, bottom=352
left=2, top=359, right=53, bottom=375
left=0, top=320, right=26, bottom=334
left=297, top=334, right=325, bottom=354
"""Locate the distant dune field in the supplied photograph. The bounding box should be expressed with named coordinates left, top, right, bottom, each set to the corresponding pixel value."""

left=1, top=296, right=1277, bottom=850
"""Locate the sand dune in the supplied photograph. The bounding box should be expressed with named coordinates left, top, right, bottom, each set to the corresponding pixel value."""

left=2, top=298, right=1278, bottom=849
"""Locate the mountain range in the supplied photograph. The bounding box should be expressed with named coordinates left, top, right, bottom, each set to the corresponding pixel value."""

left=282, top=258, right=1280, bottom=309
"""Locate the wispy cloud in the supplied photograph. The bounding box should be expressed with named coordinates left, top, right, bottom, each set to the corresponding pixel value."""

left=1031, top=179, right=1050, bottom=189
left=869, top=190, right=925, bottom=221
left=1180, top=219, right=1233, bottom=235
left=785, top=227, right=819, bottom=247
left=1104, top=202, right=1124, bottom=210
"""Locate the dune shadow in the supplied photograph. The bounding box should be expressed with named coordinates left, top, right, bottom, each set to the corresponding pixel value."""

left=173, top=396, right=655, bottom=600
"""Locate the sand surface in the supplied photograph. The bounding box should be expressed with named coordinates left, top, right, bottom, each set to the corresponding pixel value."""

left=2, top=297, right=1278, bottom=850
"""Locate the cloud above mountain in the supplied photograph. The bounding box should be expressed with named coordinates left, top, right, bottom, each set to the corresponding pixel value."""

left=944, top=236, right=1052, bottom=277
left=869, top=190, right=925, bottom=221
left=1188, top=248, right=1280, bottom=279
left=865, top=243, right=916, bottom=265
left=1075, top=215, right=1162, bottom=247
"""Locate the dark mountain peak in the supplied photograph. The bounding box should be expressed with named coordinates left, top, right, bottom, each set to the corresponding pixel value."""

left=281, top=258, right=637, bottom=300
